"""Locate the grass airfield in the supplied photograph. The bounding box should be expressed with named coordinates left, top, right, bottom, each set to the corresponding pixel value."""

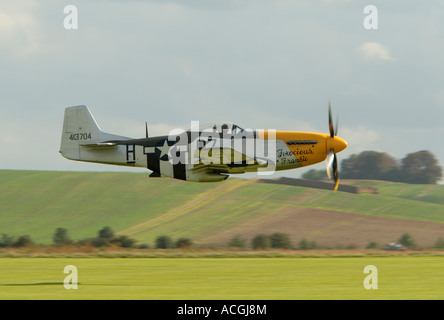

left=1, top=170, right=444, bottom=248
left=1, top=254, right=444, bottom=299
left=1, top=170, right=444, bottom=300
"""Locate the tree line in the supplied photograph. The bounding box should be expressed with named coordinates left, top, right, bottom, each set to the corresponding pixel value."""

left=303, top=150, right=443, bottom=184
left=0, top=227, right=192, bottom=249
left=229, top=232, right=444, bottom=250
left=3, top=228, right=444, bottom=250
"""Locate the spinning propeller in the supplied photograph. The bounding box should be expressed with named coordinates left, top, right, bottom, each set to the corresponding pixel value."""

left=326, top=101, right=347, bottom=191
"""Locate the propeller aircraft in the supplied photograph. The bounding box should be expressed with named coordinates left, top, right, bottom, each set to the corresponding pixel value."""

left=60, top=103, right=347, bottom=190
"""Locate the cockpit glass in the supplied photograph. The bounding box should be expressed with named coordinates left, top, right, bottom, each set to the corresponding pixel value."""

left=195, top=122, right=244, bottom=134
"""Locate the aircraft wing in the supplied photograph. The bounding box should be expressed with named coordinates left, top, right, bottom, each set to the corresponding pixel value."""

left=191, top=156, right=271, bottom=174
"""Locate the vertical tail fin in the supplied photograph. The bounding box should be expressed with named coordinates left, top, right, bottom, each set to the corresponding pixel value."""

left=60, top=105, right=104, bottom=160
left=59, top=105, right=130, bottom=162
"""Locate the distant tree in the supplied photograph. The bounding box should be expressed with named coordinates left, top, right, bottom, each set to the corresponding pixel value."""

left=400, top=150, right=442, bottom=184
left=341, top=151, right=399, bottom=181
left=434, top=238, right=444, bottom=249
left=13, top=235, right=33, bottom=247
left=155, top=235, right=174, bottom=249
left=299, top=239, right=310, bottom=250
left=302, top=169, right=328, bottom=181
left=98, top=226, right=114, bottom=240
left=398, top=233, right=416, bottom=249
left=270, top=233, right=292, bottom=249
left=228, top=236, right=247, bottom=248
left=75, top=238, right=90, bottom=246
left=309, top=241, right=319, bottom=249
left=110, top=235, right=136, bottom=248
left=366, top=242, right=379, bottom=249
left=0, top=234, right=15, bottom=247
left=175, top=238, right=193, bottom=249
left=53, top=227, right=72, bottom=245
left=251, top=234, right=271, bottom=250
left=299, top=239, right=318, bottom=250
left=91, top=237, right=108, bottom=247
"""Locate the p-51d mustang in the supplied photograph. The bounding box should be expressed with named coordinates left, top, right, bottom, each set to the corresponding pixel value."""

left=59, top=104, right=347, bottom=190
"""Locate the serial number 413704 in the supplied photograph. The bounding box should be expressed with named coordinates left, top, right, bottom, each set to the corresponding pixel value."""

left=69, top=133, right=92, bottom=140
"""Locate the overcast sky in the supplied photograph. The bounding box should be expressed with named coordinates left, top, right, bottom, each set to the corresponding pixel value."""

left=1, top=0, right=443, bottom=182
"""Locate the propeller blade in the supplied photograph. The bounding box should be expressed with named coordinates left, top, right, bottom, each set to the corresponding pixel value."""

left=326, top=101, right=341, bottom=191
left=326, top=149, right=334, bottom=179
left=145, top=122, right=149, bottom=138
left=333, top=175, right=340, bottom=192
left=332, top=153, right=338, bottom=179
left=328, top=101, right=334, bottom=137
left=335, top=114, right=339, bottom=137
left=333, top=150, right=340, bottom=191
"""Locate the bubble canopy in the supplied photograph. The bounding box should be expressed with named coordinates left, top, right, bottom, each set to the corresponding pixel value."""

left=188, top=121, right=245, bottom=134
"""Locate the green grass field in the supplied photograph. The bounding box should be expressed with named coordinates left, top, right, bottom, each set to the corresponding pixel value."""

left=1, top=256, right=444, bottom=299
left=1, top=170, right=444, bottom=300
left=1, top=170, right=443, bottom=246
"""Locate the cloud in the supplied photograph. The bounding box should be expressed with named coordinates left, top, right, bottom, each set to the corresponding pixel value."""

left=0, top=1, right=48, bottom=59
left=321, top=0, right=351, bottom=3
left=354, top=42, right=394, bottom=61
left=340, top=126, right=381, bottom=155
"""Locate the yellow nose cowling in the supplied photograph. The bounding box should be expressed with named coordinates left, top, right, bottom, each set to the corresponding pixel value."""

left=326, top=136, right=348, bottom=154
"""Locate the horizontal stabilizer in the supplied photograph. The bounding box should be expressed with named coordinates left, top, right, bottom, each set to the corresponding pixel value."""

left=80, top=142, right=118, bottom=149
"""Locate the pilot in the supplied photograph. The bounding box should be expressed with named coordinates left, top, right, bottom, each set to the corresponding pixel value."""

left=221, top=124, right=230, bottom=135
